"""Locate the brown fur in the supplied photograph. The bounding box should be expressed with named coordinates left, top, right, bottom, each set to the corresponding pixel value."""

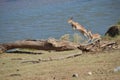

left=88, top=30, right=101, bottom=41
left=68, top=17, right=89, bottom=39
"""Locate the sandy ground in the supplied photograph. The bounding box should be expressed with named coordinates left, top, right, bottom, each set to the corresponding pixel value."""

left=0, top=49, right=120, bottom=80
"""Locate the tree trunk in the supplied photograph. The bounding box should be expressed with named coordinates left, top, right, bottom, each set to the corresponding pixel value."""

left=0, top=38, right=78, bottom=53
left=0, top=38, right=118, bottom=53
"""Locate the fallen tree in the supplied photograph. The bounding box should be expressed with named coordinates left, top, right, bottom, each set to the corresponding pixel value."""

left=78, top=40, right=118, bottom=52
left=0, top=38, right=78, bottom=53
left=0, top=38, right=119, bottom=53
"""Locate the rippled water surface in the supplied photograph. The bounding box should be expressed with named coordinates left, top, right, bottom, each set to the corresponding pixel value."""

left=0, top=0, right=120, bottom=42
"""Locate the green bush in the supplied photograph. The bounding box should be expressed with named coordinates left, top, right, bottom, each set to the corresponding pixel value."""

left=117, top=20, right=120, bottom=25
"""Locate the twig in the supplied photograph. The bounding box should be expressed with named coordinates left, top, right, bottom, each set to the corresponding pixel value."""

left=21, top=52, right=82, bottom=64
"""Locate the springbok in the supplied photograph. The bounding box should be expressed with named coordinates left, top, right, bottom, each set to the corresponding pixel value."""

left=88, top=30, right=101, bottom=42
left=68, top=17, right=90, bottom=39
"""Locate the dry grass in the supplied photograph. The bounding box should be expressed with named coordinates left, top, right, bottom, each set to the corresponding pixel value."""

left=102, top=35, right=120, bottom=45
left=0, top=49, right=120, bottom=80
left=0, top=33, right=120, bottom=80
left=60, top=33, right=84, bottom=44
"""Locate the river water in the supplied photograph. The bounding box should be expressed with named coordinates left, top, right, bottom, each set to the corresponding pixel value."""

left=0, top=0, right=120, bottom=42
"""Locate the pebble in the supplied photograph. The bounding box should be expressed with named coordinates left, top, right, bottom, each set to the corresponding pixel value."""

left=16, top=69, right=19, bottom=71
left=72, top=73, right=78, bottom=78
left=114, top=66, right=120, bottom=72
left=88, top=71, right=92, bottom=75
left=10, top=74, right=21, bottom=76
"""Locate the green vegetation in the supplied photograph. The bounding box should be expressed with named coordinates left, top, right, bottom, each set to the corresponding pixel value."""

left=102, top=21, right=120, bottom=44
left=103, top=20, right=120, bottom=41
left=117, top=20, right=120, bottom=25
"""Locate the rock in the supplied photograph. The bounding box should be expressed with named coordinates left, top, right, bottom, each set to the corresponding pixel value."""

left=72, top=73, right=78, bottom=78
left=10, top=74, right=21, bottom=77
left=16, top=69, right=19, bottom=71
left=88, top=72, right=92, bottom=75
left=114, top=66, right=120, bottom=72
left=2, top=63, right=5, bottom=65
left=53, top=77, right=55, bottom=79
left=105, top=25, right=120, bottom=37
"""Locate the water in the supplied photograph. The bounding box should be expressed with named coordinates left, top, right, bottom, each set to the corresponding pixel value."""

left=0, top=0, right=120, bottom=43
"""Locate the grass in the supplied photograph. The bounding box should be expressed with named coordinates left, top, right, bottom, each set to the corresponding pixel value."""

left=0, top=49, right=120, bottom=80
left=0, top=22, right=120, bottom=80
left=102, top=35, right=120, bottom=45
left=60, top=33, right=84, bottom=44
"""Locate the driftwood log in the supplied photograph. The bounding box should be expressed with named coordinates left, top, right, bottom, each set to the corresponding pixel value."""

left=0, top=38, right=118, bottom=53
left=0, top=38, right=78, bottom=53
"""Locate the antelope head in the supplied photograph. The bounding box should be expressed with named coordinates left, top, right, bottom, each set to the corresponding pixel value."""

left=67, top=17, right=73, bottom=24
left=68, top=17, right=76, bottom=30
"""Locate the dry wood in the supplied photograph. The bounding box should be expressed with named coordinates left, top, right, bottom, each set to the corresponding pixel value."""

left=78, top=40, right=118, bottom=52
left=0, top=38, right=78, bottom=53
left=21, top=52, right=82, bottom=63
left=0, top=38, right=118, bottom=53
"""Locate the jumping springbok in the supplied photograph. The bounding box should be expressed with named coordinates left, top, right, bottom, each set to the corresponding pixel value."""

left=68, top=17, right=90, bottom=39
left=88, top=30, right=101, bottom=42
